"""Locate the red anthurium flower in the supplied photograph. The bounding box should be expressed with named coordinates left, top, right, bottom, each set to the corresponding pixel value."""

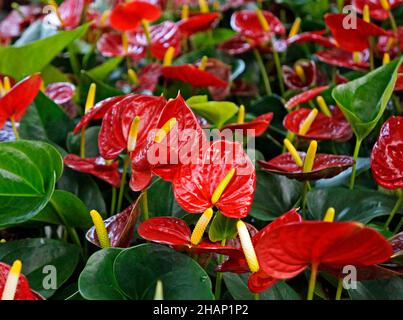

left=173, top=140, right=256, bottom=219
left=0, top=262, right=43, bottom=300
left=283, top=60, right=317, bottom=90
left=73, top=95, right=128, bottom=134
left=285, top=86, right=328, bottom=110
left=316, top=48, right=370, bottom=71
left=99, top=94, right=166, bottom=161
left=134, top=63, right=163, bottom=93
left=0, top=5, right=42, bottom=42
left=218, top=34, right=255, bottom=55
left=231, top=80, right=259, bottom=97
left=286, top=30, right=336, bottom=48
left=255, top=221, right=393, bottom=280
left=222, top=113, right=274, bottom=137
left=58, top=0, right=86, bottom=30
left=138, top=216, right=241, bottom=255
left=87, top=202, right=140, bottom=248
left=377, top=27, right=403, bottom=58
left=177, top=12, right=220, bottom=37
left=0, top=74, right=42, bottom=129
left=353, top=0, right=403, bottom=21
left=371, top=116, right=403, bottom=189
left=45, top=82, right=75, bottom=105
left=284, top=107, right=353, bottom=141
left=258, top=153, right=355, bottom=181
left=216, top=209, right=302, bottom=293
left=203, top=58, right=232, bottom=100
left=64, top=154, right=122, bottom=188
left=325, top=13, right=388, bottom=52
left=110, top=0, right=161, bottom=31
left=97, top=32, right=146, bottom=61
left=230, top=10, right=286, bottom=41
left=162, top=64, right=228, bottom=88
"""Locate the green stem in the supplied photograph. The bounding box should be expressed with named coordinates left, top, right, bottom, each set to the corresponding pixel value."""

left=80, top=127, right=86, bottom=158
left=335, top=278, right=343, bottom=300
left=272, top=48, right=285, bottom=96
left=253, top=293, right=260, bottom=300
left=117, top=155, right=130, bottom=213
left=142, top=190, right=149, bottom=221
left=110, top=187, right=117, bottom=216
left=389, top=12, right=398, bottom=35
left=253, top=49, right=272, bottom=96
left=337, top=0, right=344, bottom=12
left=393, top=217, right=403, bottom=234
left=307, top=262, right=319, bottom=300
left=384, top=190, right=403, bottom=231
left=214, top=239, right=226, bottom=300
left=10, top=117, right=20, bottom=140
left=349, top=138, right=362, bottom=190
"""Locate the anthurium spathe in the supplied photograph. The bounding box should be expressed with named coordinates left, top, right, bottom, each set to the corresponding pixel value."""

left=221, top=111, right=274, bottom=137
left=177, top=12, right=221, bottom=37
left=0, top=74, right=42, bottom=130
left=0, top=261, right=43, bottom=300
left=45, top=82, right=76, bottom=105
left=316, top=48, right=370, bottom=71
left=64, top=154, right=122, bottom=188
left=173, top=140, right=256, bottom=219
left=255, top=221, right=393, bottom=280
left=353, top=0, right=403, bottom=21
left=138, top=216, right=241, bottom=255
left=285, top=86, right=329, bottom=110
left=283, top=60, right=317, bottom=90
left=371, top=116, right=403, bottom=189
left=109, top=0, right=161, bottom=31
left=286, top=30, right=336, bottom=48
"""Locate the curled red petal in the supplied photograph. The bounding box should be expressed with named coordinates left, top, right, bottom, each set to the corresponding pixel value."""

left=285, top=86, right=328, bottom=110
left=149, top=21, right=182, bottom=61
left=173, top=140, right=255, bottom=218
left=134, top=63, right=163, bottom=93
left=248, top=271, right=277, bottom=294
left=73, top=95, right=128, bottom=134
left=283, top=107, right=353, bottom=141
left=45, top=82, right=75, bottom=105
left=0, top=262, right=42, bottom=300
left=0, top=74, right=42, bottom=128
left=286, top=30, right=336, bottom=48
left=316, top=48, right=369, bottom=71
left=283, top=60, right=317, bottom=90
left=221, top=113, right=273, bottom=137
left=258, top=153, right=355, bottom=181
left=59, top=0, right=85, bottom=30
left=110, top=0, right=161, bottom=31
left=86, top=202, right=140, bottom=248
left=64, top=154, right=122, bottom=188
left=97, top=32, right=146, bottom=60
left=230, top=10, right=286, bottom=40
left=371, top=116, right=403, bottom=189
left=162, top=65, right=228, bottom=88
left=218, top=34, right=254, bottom=55
left=325, top=13, right=388, bottom=52
left=177, top=13, right=220, bottom=36
left=256, top=221, right=393, bottom=279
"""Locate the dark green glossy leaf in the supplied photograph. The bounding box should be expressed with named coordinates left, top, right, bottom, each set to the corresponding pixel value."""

left=0, top=238, right=79, bottom=298
left=348, top=277, right=403, bottom=300
left=20, top=92, right=74, bottom=146
left=0, top=140, right=63, bottom=227
left=78, top=248, right=126, bottom=300
left=67, top=126, right=100, bottom=158
left=0, top=25, right=88, bottom=80
left=249, top=171, right=303, bottom=221
left=223, top=273, right=300, bottom=300
left=80, top=72, right=123, bottom=105
left=307, top=187, right=398, bottom=224
left=332, top=58, right=402, bottom=141
left=33, top=190, right=91, bottom=229
left=114, top=244, right=214, bottom=300
left=208, top=211, right=238, bottom=242
left=41, top=64, right=70, bottom=85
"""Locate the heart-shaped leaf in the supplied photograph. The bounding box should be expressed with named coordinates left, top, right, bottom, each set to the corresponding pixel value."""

left=0, top=24, right=88, bottom=80
left=348, top=277, right=403, bottom=300
left=208, top=211, right=238, bottom=242
left=332, top=58, right=402, bottom=141
left=0, top=238, right=80, bottom=298
left=307, top=187, right=398, bottom=224
left=0, top=140, right=63, bottom=227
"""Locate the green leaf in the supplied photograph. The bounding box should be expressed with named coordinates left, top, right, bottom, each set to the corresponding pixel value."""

left=0, top=25, right=88, bottom=80
left=86, top=57, right=123, bottom=81
left=20, top=92, right=74, bottom=146
left=186, top=97, right=239, bottom=128
left=79, top=248, right=126, bottom=300
left=113, top=244, right=214, bottom=300
left=67, top=126, right=101, bottom=158
left=33, top=190, right=92, bottom=229
left=307, top=187, right=398, bottom=224
left=80, top=72, right=123, bottom=104
left=208, top=211, right=238, bottom=242
left=349, top=277, right=403, bottom=300
left=248, top=95, right=286, bottom=131
left=332, top=58, right=402, bottom=141
left=0, top=140, right=63, bottom=227
left=41, top=64, right=70, bottom=85
left=191, top=28, right=236, bottom=49
left=0, top=238, right=79, bottom=298
left=223, top=273, right=300, bottom=300
left=249, top=171, right=303, bottom=221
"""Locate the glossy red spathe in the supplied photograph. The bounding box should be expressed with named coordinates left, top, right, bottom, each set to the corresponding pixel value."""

left=45, top=82, right=75, bottom=105
left=177, top=13, right=220, bottom=36
left=285, top=86, right=329, bottom=110
left=283, top=60, right=317, bottom=90
left=221, top=113, right=273, bottom=137
left=352, top=0, right=403, bottom=21
left=316, top=48, right=370, bottom=71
